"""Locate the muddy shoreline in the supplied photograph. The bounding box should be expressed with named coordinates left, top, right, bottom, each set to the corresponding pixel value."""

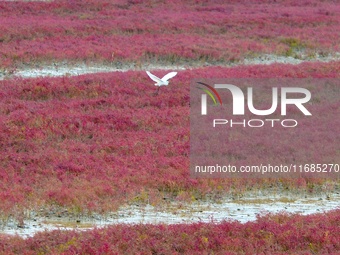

left=1, top=189, right=339, bottom=238
left=1, top=53, right=340, bottom=80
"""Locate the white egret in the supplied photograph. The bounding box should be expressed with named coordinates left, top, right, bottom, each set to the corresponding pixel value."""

left=146, top=71, right=177, bottom=94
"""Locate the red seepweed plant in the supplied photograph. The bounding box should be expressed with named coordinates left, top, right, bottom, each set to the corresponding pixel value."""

left=0, top=209, right=339, bottom=254
left=0, top=62, right=339, bottom=217
left=0, top=0, right=339, bottom=68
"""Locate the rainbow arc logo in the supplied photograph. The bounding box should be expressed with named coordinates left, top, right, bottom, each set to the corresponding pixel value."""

left=196, top=82, right=223, bottom=106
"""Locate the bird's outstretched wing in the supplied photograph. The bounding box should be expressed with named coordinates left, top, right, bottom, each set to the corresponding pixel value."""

left=146, top=71, right=162, bottom=83
left=161, top=72, right=177, bottom=82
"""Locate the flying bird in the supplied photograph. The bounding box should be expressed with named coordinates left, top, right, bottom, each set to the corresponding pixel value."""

left=146, top=71, right=177, bottom=95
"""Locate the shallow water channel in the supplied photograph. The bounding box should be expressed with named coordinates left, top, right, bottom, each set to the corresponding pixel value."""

left=2, top=192, right=339, bottom=238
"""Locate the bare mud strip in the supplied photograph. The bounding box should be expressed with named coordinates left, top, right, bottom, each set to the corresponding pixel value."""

left=1, top=53, right=340, bottom=80
left=1, top=192, right=339, bottom=238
